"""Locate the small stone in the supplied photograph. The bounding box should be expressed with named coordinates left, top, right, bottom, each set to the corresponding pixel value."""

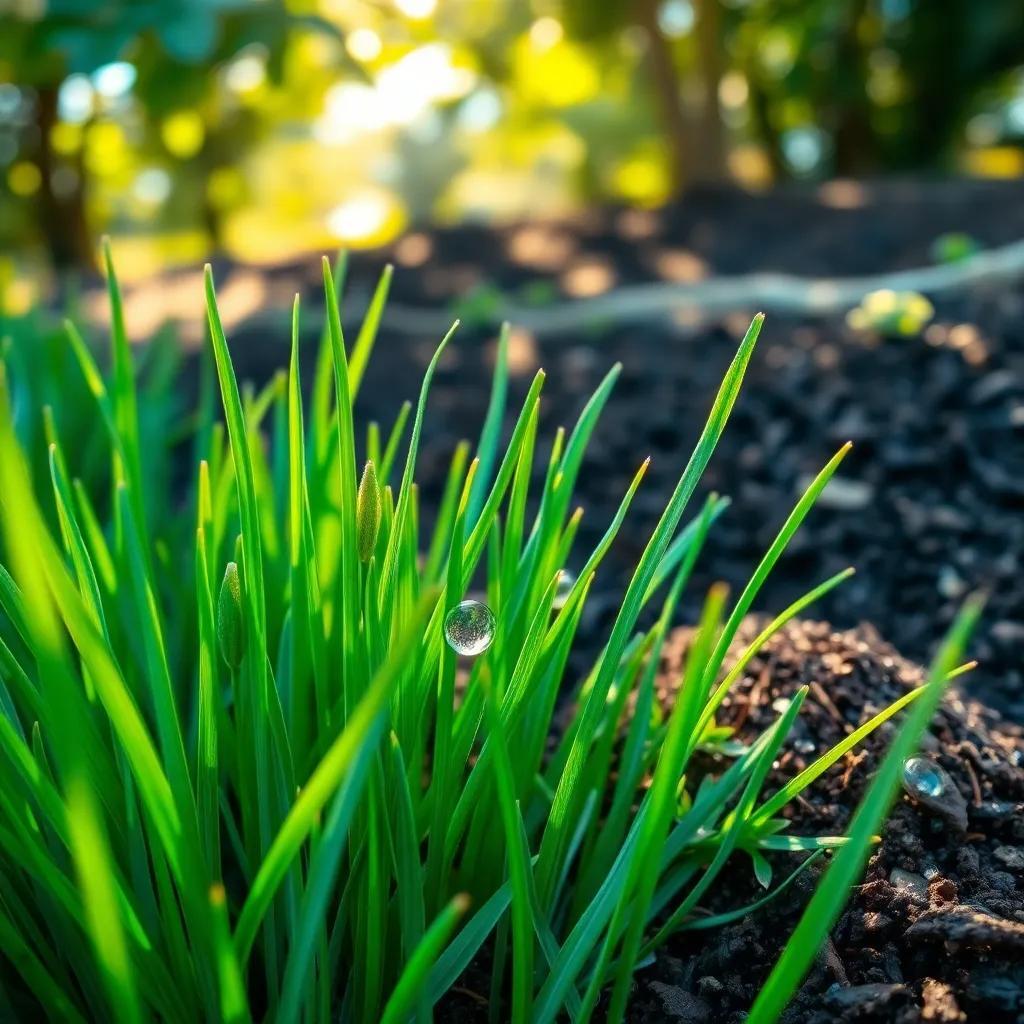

left=921, top=977, right=965, bottom=1022
left=824, top=983, right=909, bottom=1012
left=991, top=620, right=1024, bottom=645
left=646, top=983, right=710, bottom=1023
left=972, top=800, right=1017, bottom=820
left=889, top=868, right=929, bottom=901
left=907, top=905, right=1024, bottom=952
left=863, top=911, right=893, bottom=933
left=993, top=846, right=1024, bottom=872
left=937, top=566, right=966, bottom=599
left=695, top=976, right=723, bottom=998
left=966, top=966, right=1024, bottom=1013
left=799, top=473, right=873, bottom=510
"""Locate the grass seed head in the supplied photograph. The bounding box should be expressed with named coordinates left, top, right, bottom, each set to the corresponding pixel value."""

left=357, top=460, right=381, bottom=562
left=217, top=561, right=244, bottom=669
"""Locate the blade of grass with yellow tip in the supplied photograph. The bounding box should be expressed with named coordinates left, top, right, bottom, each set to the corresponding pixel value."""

left=379, top=894, right=470, bottom=1024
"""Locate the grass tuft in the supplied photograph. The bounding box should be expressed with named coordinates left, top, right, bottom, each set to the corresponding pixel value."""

left=0, top=265, right=976, bottom=1023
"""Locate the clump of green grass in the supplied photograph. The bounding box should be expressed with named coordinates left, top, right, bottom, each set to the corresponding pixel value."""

left=0, top=244, right=977, bottom=1023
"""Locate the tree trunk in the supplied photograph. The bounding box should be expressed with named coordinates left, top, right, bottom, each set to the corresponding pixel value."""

left=636, top=0, right=693, bottom=194
left=831, top=0, right=877, bottom=175
left=747, top=71, right=785, bottom=182
left=692, top=0, right=728, bottom=181
left=35, top=85, right=94, bottom=272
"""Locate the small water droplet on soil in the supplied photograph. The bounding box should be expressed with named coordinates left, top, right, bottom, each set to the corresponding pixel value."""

left=902, top=756, right=946, bottom=799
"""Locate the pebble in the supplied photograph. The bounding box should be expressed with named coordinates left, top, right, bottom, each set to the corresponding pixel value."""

left=798, top=473, right=874, bottom=510
left=889, top=868, right=929, bottom=901
left=993, top=846, right=1024, bottom=873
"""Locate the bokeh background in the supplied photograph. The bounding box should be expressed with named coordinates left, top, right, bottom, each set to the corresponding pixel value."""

left=3, top=0, right=1024, bottom=292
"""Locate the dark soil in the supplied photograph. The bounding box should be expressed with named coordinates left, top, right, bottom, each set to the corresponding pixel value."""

left=624, top=617, right=1024, bottom=1024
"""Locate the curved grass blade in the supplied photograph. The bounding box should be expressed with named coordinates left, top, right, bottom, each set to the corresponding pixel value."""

left=467, top=322, right=508, bottom=529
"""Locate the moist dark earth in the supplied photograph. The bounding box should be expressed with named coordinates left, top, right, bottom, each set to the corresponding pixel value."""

left=101, top=178, right=1024, bottom=1021
left=631, top=618, right=1024, bottom=1024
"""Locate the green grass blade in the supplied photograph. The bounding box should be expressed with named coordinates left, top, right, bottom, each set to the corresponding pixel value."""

left=379, top=895, right=470, bottom=1024
left=697, top=443, right=852, bottom=706
left=590, top=583, right=727, bottom=1023
left=116, top=484, right=193, bottom=807
left=481, top=676, right=536, bottom=1024
left=679, top=851, right=825, bottom=933
left=696, top=567, right=855, bottom=738
left=102, top=237, right=144, bottom=524
left=195, top=526, right=221, bottom=876
left=234, top=589, right=437, bottom=962
left=349, top=264, right=392, bottom=398
left=376, top=318, right=459, bottom=608
left=65, top=775, right=143, bottom=1024
left=209, top=885, right=251, bottom=1024
left=467, top=321, right=509, bottom=528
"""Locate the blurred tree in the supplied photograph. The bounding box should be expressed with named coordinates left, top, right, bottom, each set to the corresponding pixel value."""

left=2, top=0, right=1024, bottom=276
left=561, top=0, right=728, bottom=193
left=0, top=0, right=342, bottom=270
left=726, top=0, right=1024, bottom=178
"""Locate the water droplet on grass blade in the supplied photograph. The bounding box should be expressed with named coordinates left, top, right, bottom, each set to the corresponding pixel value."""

left=444, top=600, right=495, bottom=656
left=553, top=570, right=575, bottom=610
left=902, top=756, right=945, bottom=799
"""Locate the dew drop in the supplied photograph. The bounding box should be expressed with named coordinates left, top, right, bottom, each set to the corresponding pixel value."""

left=444, top=600, right=496, bottom=656
left=901, top=756, right=946, bottom=800
left=553, top=570, right=575, bottom=611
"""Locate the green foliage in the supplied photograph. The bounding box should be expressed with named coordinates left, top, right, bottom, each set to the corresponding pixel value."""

left=0, top=258, right=974, bottom=1023
left=846, top=288, right=934, bottom=337
left=6, top=0, right=1024, bottom=270
left=931, top=232, right=982, bottom=265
